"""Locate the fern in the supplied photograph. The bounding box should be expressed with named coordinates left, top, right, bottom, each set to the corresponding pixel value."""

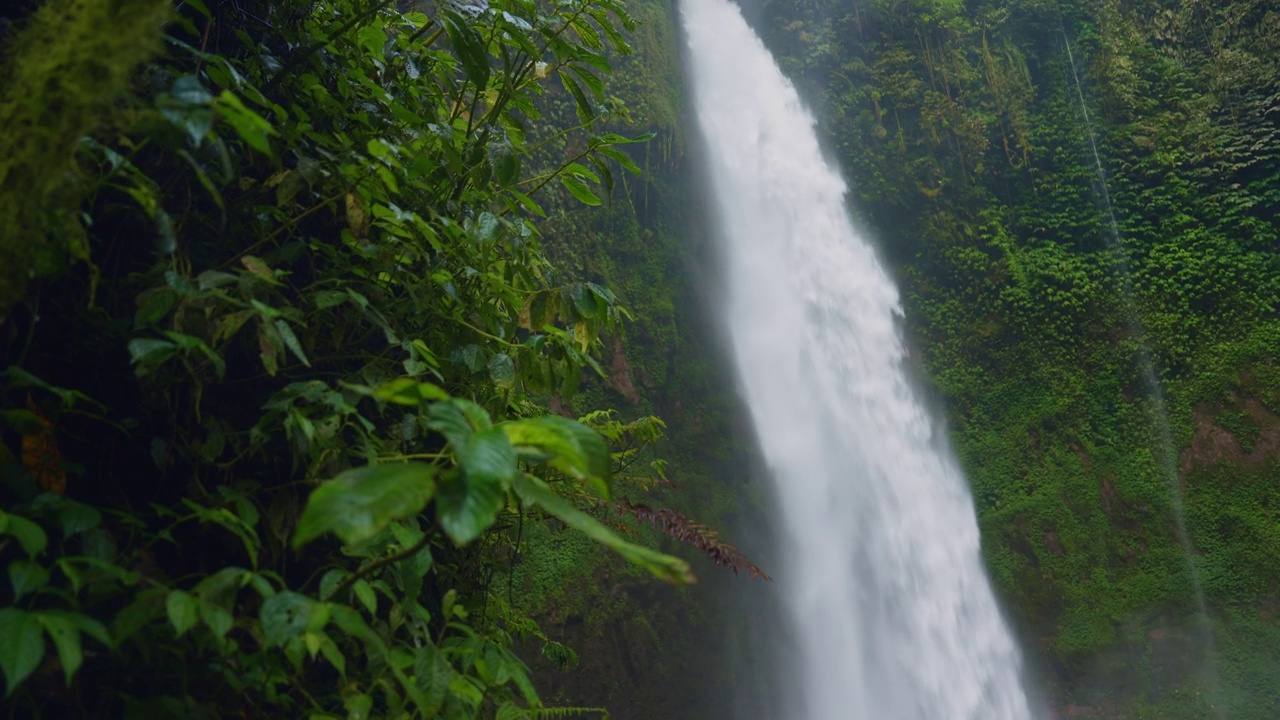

left=619, top=498, right=771, bottom=580
left=530, top=707, right=611, bottom=719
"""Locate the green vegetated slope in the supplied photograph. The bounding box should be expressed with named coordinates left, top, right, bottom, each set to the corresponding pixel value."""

left=484, top=1, right=774, bottom=714
left=754, top=0, right=1280, bottom=715
left=0, top=0, right=755, bottom=717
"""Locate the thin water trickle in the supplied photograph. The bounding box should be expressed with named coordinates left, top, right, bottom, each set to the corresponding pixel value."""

left=1062, top=32, right=1222, bottom=714
left=681, top=0, right=1037, bottom=716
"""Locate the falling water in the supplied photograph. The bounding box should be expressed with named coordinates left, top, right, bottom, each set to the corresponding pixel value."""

left=1063, top=34, right=1222, bottom=713
left=681, top=0, right=1036, bottom=717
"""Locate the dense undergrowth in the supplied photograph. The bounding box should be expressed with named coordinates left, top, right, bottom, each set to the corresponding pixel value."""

left=0, top=0, right=759, bottom=716
left=756, top=0, right=1280, bottom=715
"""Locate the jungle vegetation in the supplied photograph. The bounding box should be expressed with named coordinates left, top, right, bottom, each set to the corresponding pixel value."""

left=0, top=0, right=759, bottom=717
left=4, top=0, right=1279, bottom=717
left=755, top=0, right=1280, bottom=715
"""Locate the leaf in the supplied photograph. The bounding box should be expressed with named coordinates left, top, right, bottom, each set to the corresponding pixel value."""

left=0, top=410, right=42, bottom=435
left=112, top=587, right=166, bottom=647
left=240, top=255, right=277, bottom=284
left=293, top=463, right=438, bottom=548
left=0, top=609, right=43, bottom=696
left=352, top=580, right=377, bottom=616
left=53, top=499, right=101, bottom=539
left=425, top=399, right=490, bottom=451
left=170, top=74, right=213, bottom=105
left=414, top=643, right=454, bottom=714
left=345, top=691, right=373, bottom=720
left=35, top=613, right=82, bottom=685
left=443, top=13, right=490, bottom=91
left=487, top=353, right=516, bottom=389
left=274, top=320, right=311, bottom=367
left=357, top=23, right=387, bottom=59
left=436, top=428, right=516, bottom=544
left=596, top=145, right=641, bottom=175
left=512, top=474, right=693, bottom=585
left=560, top=174, right=601, bottom=206
left=373, top=378, right=449, bottom=406
left=569, top=283, right=598, bottom=319
left=559, top=72, right=595, bottom=125
left=260, top=591, right=314, bottom=647
left=8, top=561, right=49, bottom=601
left=214, top=90, right=274, bottom=154
left=198, top=600, right=234, bottom=641
left=487, top=138, right=520, bottom=186
left=500, top=416, right=611, bottom=498
left=127, top=338, right=178, bottom=375
left=133, top=287, right=177, bottom=329
left=346, top=193, right=371, bottom=238
left=165, top=590, right=199, bottom=637
left=0, top=511, right=48, bottom=558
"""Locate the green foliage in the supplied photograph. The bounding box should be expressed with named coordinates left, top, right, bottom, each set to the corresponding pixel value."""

left=759, top=0, right=1280, bottom=712
left=0, top=0, right=707, bottom=716
left=0, top=0, right=171, bottom=312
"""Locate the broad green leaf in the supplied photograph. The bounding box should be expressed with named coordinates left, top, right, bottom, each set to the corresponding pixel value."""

left=198, top=599, right=233, bottom=640
left=443, top=13, right=489, bottom=91
left=373, top=378, right=449, bottom=406
left=461, top=428, right=516, bottom=487
left=293, top=463, right=438, bottom=548
left=127, top=338, right=178, bottom=374
left=569, top=283, right=598, bottom=319
left=166, top=590, right=199, bottom=637
left=35, top=613, right=83, bottom=685
left=512, top=474, right=693, bottom=585
left=449, top=673, right=484, bottom=708
left=426, top=399, right=491, bottom=451
left=487, top=138, right=520, bottom=186
left=414, top=643, right=453, bottom=714
left=313, top=290, right=347, bottom=310
left=317, top=632, right=345, bottom=676
left=353, top=580, right=377, bottom=616
left=54, top=500, right=101, bottom=539
left=561, top=174, right=601, bottom=206
left=436, top=428, right=515, bottom=544
left=487, top=353, right=516, bottom=389
left=112, top=587, right=166, bottom=647
left=318, top=569, right=348, bottom=601
left=344, top=691, right=373, bottom=720
left=214, top=91, right=274, bottom=154
left=0, top=609, right=43, bottom=696
left=260, top=591, right=314, bottom=647
left=500, top=416, right=611, bottom=498
left=8, top=561, right=48, bottom=601
left=0, top=512, right=47, bottom=558
left=357, top=24, right=387, bottom=59
left=169, top=74, right=213, bottom=105
left=134, top=287, right=177, bottom=329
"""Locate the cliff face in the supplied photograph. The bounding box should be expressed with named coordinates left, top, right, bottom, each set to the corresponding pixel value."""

left=745, top=0, right=1280, bottom=715
left=530, top=0, right=1280, bottom=714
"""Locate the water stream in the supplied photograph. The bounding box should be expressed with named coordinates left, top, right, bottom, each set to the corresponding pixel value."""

left=1062, top=34, right=1222, bottom=713
left=680, top=0, right=1037, bottom=716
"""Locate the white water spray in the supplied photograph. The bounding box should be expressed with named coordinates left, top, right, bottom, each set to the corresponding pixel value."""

left=680, top=0, right=1036, bottom=717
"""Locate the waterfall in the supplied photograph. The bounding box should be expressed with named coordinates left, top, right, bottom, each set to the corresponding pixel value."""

left=679, top=0, right=1037, bottom=717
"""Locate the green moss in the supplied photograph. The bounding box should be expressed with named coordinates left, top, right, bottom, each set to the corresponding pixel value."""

left=0, top=0, right=169, bottom=312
